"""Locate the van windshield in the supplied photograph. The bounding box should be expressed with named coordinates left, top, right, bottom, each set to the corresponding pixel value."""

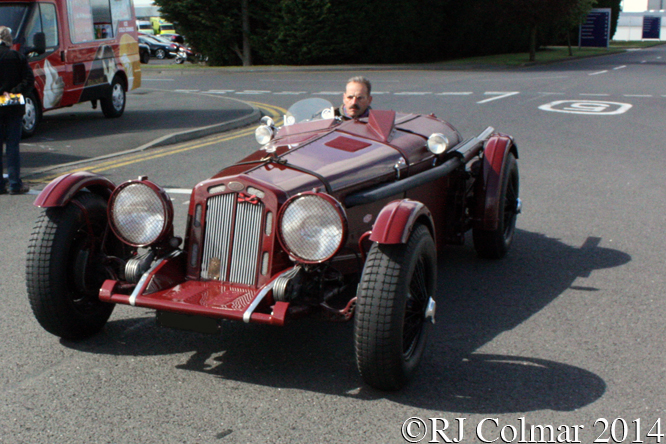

left=0, top=3, right=33, bottom=42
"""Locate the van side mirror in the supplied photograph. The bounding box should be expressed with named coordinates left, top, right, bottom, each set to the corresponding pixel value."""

left=33, top=32, right=46, bottom=54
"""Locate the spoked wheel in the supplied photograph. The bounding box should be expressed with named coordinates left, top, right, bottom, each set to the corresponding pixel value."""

left=100, top=76, right=126, bottom=118
left=354, top=224, right=437, bottom=391
left=26, top=193, right=132, bottom=340
left=473, top=153, right=520, bottom=259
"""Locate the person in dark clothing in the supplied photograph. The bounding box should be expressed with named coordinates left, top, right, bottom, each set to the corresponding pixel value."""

left=0, top=25, right=35, bottom=195
left=335, top=76, right=373, bottom=120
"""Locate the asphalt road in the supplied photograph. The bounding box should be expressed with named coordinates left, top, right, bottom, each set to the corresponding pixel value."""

left=1, top=45, right=666, bottom=443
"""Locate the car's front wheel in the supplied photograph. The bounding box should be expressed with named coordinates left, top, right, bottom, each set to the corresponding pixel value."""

left=26, top=193, right=129, bottom=340
left=354, top=224, right=437, bottom=391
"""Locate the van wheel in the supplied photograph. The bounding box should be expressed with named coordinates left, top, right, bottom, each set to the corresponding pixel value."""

left=22, top=91, right=41, bottom=138
left=101, top=76, right=126, bottom=118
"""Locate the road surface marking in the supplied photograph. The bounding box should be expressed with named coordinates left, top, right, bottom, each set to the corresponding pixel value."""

left=38, top=102, right=288, bottom=181
left=588, top=70, right=608, bottom=76
left=165, top=188, right=192, bottom=195
left=477, top=91, right=520, bottom=104
left=539, top=100, right=632, bottom=115
left=613, top=65, right=627, bottom=70
left=435, top=92, right=473, bottom=96
left=236, top=90, right=271, bottom=95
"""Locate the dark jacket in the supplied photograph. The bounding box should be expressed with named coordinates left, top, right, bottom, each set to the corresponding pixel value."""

left=0, top=45, right=35, bottom=117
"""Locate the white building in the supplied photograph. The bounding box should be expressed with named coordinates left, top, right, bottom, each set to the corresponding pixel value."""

left=133, top=0, right=160, bottom=19
left=616, top=0, right=665, bottom=40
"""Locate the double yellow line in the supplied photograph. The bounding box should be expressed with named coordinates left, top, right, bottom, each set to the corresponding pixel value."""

left=39, top=101, right=287, bottom=183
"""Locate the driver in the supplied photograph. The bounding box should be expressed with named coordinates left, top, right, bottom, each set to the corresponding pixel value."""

left=336, top=76, right=372, bottom=120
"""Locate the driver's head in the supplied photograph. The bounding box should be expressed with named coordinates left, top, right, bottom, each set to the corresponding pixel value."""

left=343, top=76, right=372, bottom=119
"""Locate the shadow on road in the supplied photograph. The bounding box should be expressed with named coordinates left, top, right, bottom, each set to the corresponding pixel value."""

left=62, top=229, right=629, bottom=413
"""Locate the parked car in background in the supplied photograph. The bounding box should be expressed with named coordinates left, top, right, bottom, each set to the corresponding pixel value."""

left=159, top=33, right=184, bottom=44
left=138, top=34, right=178, bottom=59
left=26, top=97, right=521, bottom=391
left=136, top=20, right=154, bottom=35
left=138, top=42, right=150, bottom=64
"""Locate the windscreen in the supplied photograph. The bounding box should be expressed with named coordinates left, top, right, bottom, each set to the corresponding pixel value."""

left=0, top=4, right=33, bottom=41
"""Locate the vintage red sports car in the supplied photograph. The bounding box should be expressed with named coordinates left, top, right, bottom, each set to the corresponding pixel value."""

left=26, top=98, right=521, bottom=390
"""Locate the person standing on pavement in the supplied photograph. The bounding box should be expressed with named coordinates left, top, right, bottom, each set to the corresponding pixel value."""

left=0, top=25, right=34, bottom=195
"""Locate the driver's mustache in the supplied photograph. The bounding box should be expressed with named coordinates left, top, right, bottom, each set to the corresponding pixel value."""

left=350, top=104, right=360, bottom=110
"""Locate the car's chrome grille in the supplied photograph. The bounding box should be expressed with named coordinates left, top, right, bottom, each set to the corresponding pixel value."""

left=201, top=193, right=264, bottom=285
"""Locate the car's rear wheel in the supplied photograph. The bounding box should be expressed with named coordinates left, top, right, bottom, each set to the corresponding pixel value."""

left=354, top=224, right=437, bottom=391
left=155, top=48, right=166, bottom=59
left=140, top=50, right=150, bottom=64
left=21, top=91, right=41, bottom=138
left=26, top=193, right=129, bottom=340
left=473, top=153, right=520, bottom=259
left=100, top=76, right=126, bottom=118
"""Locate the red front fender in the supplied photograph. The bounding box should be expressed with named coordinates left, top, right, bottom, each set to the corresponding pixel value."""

left=34, top=171, right=116, bottom=208
left=369, top=199, right=435, bottom=244
left=474, top=135, right=519, bottom=231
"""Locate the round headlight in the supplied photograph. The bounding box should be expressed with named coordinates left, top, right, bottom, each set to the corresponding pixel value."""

left=278, top=193, right=347, bottom=263
left=427, top=133, right=449, bottom=155
left=255, top=124, right=274, bottom=145
left=108, top=180, right=173, bottom=247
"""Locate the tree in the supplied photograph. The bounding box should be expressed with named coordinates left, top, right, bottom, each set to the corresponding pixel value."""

left=154, top=0, right=265, bottom=65
left=560, top=0, right=597, bottom=55
left=491, top=0, right=591, bottom=61
left=594, top=0, right=622, bottom=38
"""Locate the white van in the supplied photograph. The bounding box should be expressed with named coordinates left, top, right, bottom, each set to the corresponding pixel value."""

left=136, top=20, right=154, bottom=35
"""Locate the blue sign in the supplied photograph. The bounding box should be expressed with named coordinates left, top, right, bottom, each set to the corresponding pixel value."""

left=580, top=8, right=611, bottom=48
left=642, top=16, right=661, bottom=39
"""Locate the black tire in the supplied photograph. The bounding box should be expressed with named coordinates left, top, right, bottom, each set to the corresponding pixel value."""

left=473, top=153, right=520, bottom=259
left=155, top=48, right=166, bottom=59
left=21, top=91, right=41, bottom=138
left=26, top=193, right=123, bottom=340
left=100, top=76, right=126, bottom=118
left=140, top=50, right=150, bottom=64
left=354, top=224, right=437, bottom=391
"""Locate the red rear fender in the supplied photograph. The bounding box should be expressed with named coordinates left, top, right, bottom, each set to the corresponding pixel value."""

left=369, top=199, right=435, bottom=244
left=34, top=172, right=116, bottom=208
